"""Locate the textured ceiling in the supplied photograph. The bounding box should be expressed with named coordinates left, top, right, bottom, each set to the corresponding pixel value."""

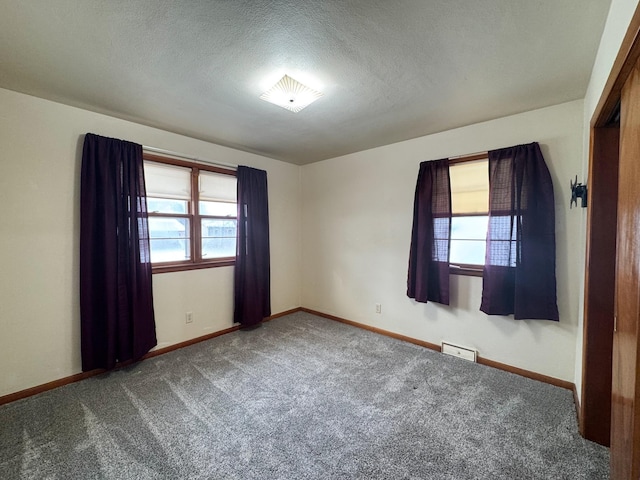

left=0, top=1, right=611, bottom=165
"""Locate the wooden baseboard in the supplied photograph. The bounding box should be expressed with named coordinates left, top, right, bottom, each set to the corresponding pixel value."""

left=476, top=356, right=573, bottom=390
left=1, top=306, right=576, bottom=406
left=301, top=307, right=575, bottom=391
left=300, top=308, right=442, bottom=352
left=264, top=307, right=302, bottom=322
left=0, top=307, right=302, bottom=406
left=573, top=383, right=583, bottom=434
left=0, top=370, right=104, bottom=407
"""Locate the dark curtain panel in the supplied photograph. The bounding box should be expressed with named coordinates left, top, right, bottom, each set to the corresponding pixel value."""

left=407, top=159, right=451, bottom=305
left=480, top=142, right=559, bottom=321
left=234, top=166, right=271, bottom=327
left=80, top=133, right=157, bottom=371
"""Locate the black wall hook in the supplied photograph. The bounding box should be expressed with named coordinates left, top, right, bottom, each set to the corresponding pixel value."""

left=570, top=176, right=588, bottom=208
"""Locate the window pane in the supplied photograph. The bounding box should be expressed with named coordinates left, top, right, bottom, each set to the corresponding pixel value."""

left=433, top=217, right=450, bottom=262
left=199, top=201, right=237, bottom=216
left=144, top=162, right=191, bottom=200
left=487, top=215, right=518, bottom=267
left=450, top=239, right=486, bottom=265
left=450, top=216, right=488, bottom=265
left=199, top=171, right=236, bottom=202
left=147, top=197, right=188, bottom=214
left=148, top=217, right=190, bottom=262
left=201, top=219, right=237, bottom=258
left=450, top=159, right=489, bottom=214
left=150, top=239, right=191, bottom=263
left=451, top=216, right=488, bottom=240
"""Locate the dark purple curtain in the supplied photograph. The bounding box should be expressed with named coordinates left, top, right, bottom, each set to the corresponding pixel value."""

left=407, top=159, right=451, bottom=305
left=80, top=133, right=157, bottom=371
left=234, top=166, right=271, bottom=327
left=480, top=142, right=559, bottom=320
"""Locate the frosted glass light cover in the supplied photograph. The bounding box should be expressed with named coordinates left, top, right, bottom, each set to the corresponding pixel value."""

left=260, top=75, right=323, bottom=113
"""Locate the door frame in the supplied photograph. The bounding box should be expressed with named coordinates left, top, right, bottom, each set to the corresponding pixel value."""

left=581, top=125, right=618, bottom=446
left=581, top=0, right=640, bottom=471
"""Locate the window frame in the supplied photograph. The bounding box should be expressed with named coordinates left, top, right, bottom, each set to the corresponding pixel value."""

left=143, top=153, right=237, bottom=274
left=448, top=153, right=488, bottom=277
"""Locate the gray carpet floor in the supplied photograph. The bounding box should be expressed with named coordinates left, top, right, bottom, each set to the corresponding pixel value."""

left=0, top=312, right=608, bottom=479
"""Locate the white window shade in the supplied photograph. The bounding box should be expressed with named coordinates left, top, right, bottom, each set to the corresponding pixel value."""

left=144, top=162, right=191, bottom=200
left=199, top=171, right=236, bottom=203
left=450, top=160, right=489, bottom=214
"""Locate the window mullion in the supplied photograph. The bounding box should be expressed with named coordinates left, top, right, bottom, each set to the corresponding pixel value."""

left=192, top=167, right=201, bottom=263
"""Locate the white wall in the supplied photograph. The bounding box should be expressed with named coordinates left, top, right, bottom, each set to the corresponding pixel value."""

left=301, top=100, right=584, bottom=382
left=0, top=88, right=301, bottom=397
left=584, top=0, right=640, bottom=121
left=573, top=0, right=640, bottom=401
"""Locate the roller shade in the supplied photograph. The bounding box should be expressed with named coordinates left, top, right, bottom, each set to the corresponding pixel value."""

left=144, top=161, right=191, bottom=200
left=450, top=160, right=488, bottom=214
left=199, top=171, right=236, bottom=203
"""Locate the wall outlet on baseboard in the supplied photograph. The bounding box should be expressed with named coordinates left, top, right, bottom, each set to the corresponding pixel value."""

left=185, top=312, right=193, bottom=324
left=375, top=303, right=382, bottom=314
left=441, top=342, right=477, bottom=362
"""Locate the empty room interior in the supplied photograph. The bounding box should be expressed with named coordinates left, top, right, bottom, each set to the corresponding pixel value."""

left=2, top=1, right=640, bottom=478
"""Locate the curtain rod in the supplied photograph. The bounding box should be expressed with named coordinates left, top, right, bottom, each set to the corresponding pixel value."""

left=448, top=150, right=489, bottom=160
left=142, top=145, right=238, bottom=170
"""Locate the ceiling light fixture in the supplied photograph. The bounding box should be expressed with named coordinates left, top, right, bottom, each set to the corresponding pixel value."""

left=259, top=74, right=323, bottom=113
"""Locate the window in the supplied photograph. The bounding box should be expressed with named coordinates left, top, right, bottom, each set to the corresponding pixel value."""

left=143, top=153, right=237, bottom=273
left=449, top=157, right=489, bottom=276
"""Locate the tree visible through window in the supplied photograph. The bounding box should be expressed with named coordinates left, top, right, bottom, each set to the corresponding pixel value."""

left=143, top=154, right=237, bottom=272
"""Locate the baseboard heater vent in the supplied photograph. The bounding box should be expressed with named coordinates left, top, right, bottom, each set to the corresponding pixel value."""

left=441, top=342, right=477, bottom=362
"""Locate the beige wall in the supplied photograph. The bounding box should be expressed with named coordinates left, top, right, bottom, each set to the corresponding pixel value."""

left=301, top=100, right=584, bottom=382
left=573, top=0, right=640, bottom=401
left=584, top=0, right=640, bottom=121
left=0, top=88, right=301, bottom=397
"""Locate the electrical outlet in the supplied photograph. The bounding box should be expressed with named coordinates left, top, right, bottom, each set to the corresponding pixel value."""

left=186, top=312, right=193, bottom=324
left=375, top=303, right=382, bottom=314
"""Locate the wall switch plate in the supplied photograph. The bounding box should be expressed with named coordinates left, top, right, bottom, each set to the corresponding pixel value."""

left=375, top=303, right=382, bottom=314
left=186, top=312, right=193, bottom=324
